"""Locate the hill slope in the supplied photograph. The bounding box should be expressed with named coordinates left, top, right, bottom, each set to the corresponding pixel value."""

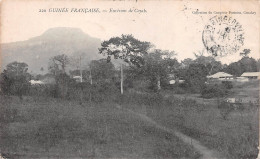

left=1, top=27, right=103, bottom=74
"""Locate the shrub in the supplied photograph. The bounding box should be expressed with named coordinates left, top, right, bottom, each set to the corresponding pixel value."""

left=201, top=84, right=228, bottom=98
left=0, top=73, right=31, bottom=98
left=222, top=81, right=233, bottom=89
left=67, top=82, right=120, bottom=103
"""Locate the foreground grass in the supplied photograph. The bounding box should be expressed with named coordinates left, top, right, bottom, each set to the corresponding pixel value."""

left=0, top=95, right=200, bottom=159
left=117, top=91, right=258, bottom=159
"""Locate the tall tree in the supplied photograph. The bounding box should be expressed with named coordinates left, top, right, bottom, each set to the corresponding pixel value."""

left=69, top=52, right=87, bottom=83
left=184, top=63, right=208, bottom=93
left=99, top=34, right=152, bottom=94
left=48, top=54, right=70, bottom=98
left=142, top=49, right=179, bottom=91
left=48, top=54, right=69, bottom=75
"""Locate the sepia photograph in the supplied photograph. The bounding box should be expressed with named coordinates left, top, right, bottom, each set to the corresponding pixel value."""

left=0, top=0, right=259, bottom=158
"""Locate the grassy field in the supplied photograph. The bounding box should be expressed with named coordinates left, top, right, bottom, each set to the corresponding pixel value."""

left=0, top=80, right=258, bottom=159
left=119, top=81, right=259, bottom=159
left=229, top=80, right=259, bottom=100
left=0, top=95, right=200, bottom=159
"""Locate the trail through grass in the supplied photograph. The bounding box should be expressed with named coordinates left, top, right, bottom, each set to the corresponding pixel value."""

left=117, top=104, right=222, bottom=159
left=0, top=96, right=201, bottom=159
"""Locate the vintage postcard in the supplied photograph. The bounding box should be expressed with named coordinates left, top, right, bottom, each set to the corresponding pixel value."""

left=0, top=0, right=259, bottom=158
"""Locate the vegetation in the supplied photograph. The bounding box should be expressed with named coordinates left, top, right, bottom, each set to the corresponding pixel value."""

left=90, top=58, right=116, bottom=84
left=201, top=84, right=228, bottom=99
left=223, top=56, right=258, bottom=76
left=0, top=34, right=259, bottom=158
left=0, top=95, right=201, bottom=159
left=116, top=89, right=258, bottom=159
left=0, top=62, right=31, bottom=98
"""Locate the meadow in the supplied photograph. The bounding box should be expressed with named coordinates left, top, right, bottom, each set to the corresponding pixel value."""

left=119, top=80, right=259, bottom=159
left=0, top=80, right=258, bottom=159
left=0, top=95, right=200, bottom=159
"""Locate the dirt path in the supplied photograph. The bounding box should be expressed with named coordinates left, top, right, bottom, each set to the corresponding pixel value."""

left=116, top=104, right=223, bottom=159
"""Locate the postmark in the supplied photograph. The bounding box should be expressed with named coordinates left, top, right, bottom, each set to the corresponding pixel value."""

left=202, top=15, right=244, bottom=57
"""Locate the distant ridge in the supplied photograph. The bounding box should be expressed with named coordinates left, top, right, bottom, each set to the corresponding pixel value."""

left=1, top=27, right=103, bottom=74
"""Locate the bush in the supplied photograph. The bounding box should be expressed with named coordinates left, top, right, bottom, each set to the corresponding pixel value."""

left=201, top=84, right=228, bottom=98
left=67, top=82, right=120, bottom=103
left=222, top=81, right=233, bottom=89
left=0, top=73, right=31, bottom=98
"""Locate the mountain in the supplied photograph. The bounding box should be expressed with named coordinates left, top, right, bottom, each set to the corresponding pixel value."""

left=1, top=27, right=104, bottom=74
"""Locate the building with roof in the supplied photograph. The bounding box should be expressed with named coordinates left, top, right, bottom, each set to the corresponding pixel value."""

left=241, top=72, right=260, bottom=79
left=207, top=72, right=233, bottom=80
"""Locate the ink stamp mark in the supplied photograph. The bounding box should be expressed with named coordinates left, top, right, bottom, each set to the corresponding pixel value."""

left=202, top=15, right=244, bottom=57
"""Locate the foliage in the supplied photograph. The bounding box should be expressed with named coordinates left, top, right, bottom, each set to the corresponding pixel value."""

left=99, top=34, right=152, bottom=67
left=48, top=54, right=69, bottom=75
left=0, top=61, right=31, bottom=97
left=221, top=81, right=233, bottom=89
left=143, top=50, right=179, bottom=91
left=90, top=58, right=116, bottom=84
left=5, top=61, right=29, bottom=76
left=240, top=49, right=251, bottom=57
left=184, top=63, right=208, bottom=93
left=55, top=73, right=74, bottom=98
left=201, top=84, right=228, bottom=99
left=181, top=58, right=194, bottom=68
left=224, top=57, right=258, bottom=76
left=193, top=55, right=223, bottom=75
left=124, top=49, right=179, bottom=91
left=65, top=81, right=120, bottom=103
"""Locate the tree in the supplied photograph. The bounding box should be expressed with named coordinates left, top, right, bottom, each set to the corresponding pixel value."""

left=240, top=49, right=251, bottom=57
left=90, top=59, right=116, bottom=84
left=69, top=52, right=87, bottom=83
left=181, top=58, right=194, bottom=68
left=48, top=54, right=69, bottom=75
left=141, top=49, right=179, bottom=91
left=193, top=54, right=223, bottom=75
left=184, top=63, right=208, bottom=93
left=257, top=59, right=260, bottom=71
left=48, top=54, right=70, bottom=98
left=99, top=34, right=152, bottom=94
left=224, top=57, right=257, bottom=76
left=6, top=61, right=29, bottom=76
left=0, top=61, right=31, bottom=98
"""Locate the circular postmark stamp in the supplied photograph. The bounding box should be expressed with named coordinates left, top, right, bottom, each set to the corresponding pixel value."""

left=202, top=15, right=244, bottom=57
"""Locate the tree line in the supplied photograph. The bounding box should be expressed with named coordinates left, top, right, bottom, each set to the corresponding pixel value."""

left=0, top=34, right=259, bottom=99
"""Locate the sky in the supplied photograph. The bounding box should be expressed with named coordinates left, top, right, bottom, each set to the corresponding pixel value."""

left=1, top=0, right=259, bottom=64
